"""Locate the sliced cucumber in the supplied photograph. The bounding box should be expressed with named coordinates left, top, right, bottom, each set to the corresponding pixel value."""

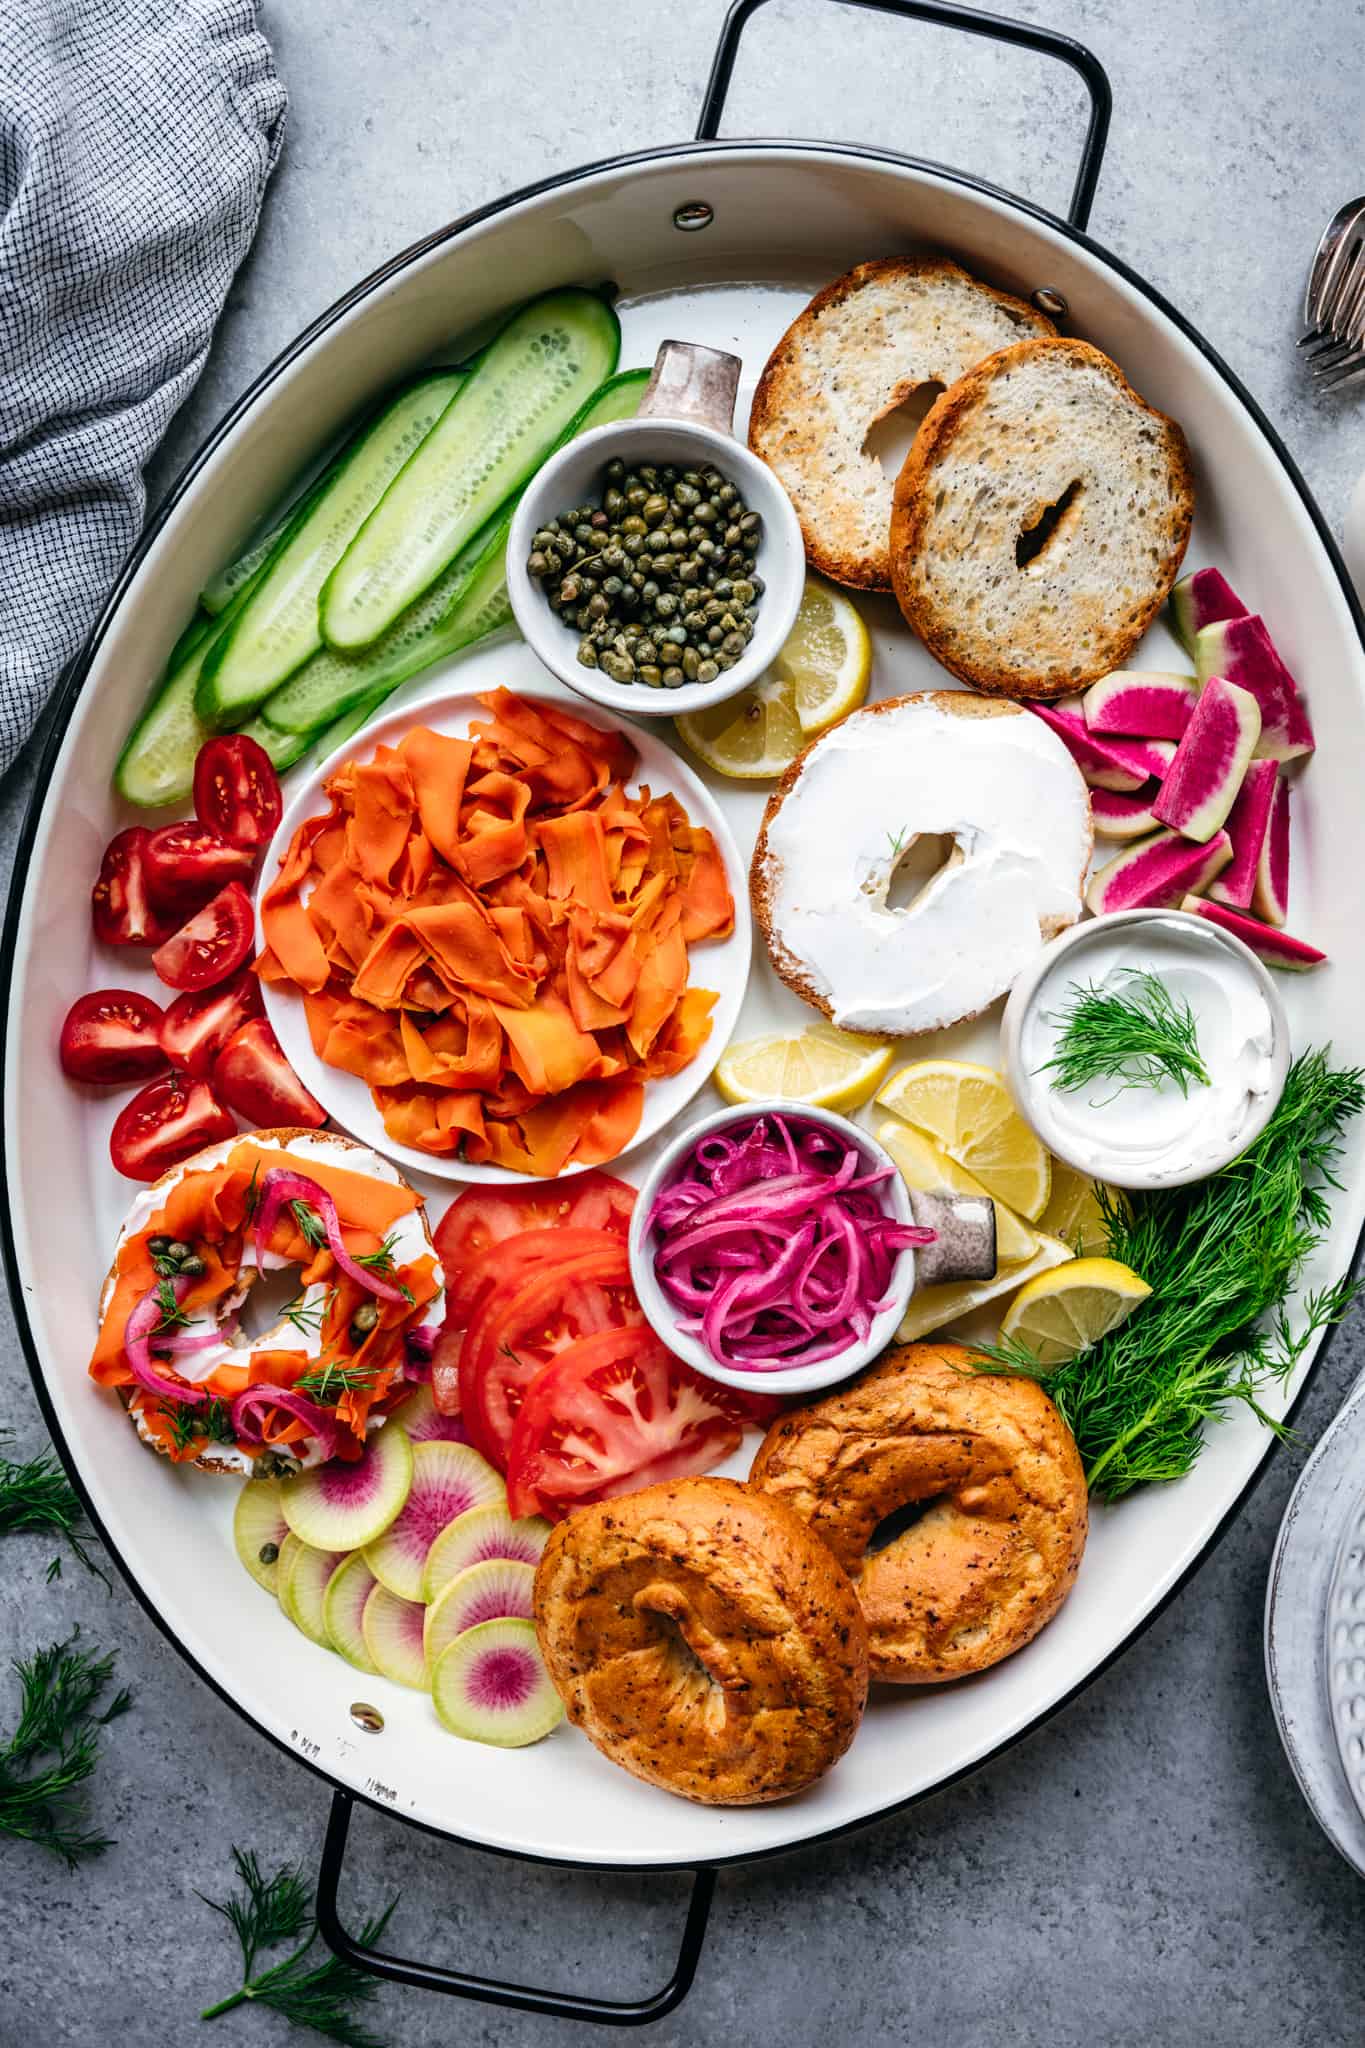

left=166, top=607, right=217, bottom=670
left=199, top=468, right=332, bottom=615
left=114, top=569, right=270, bottom=810
left=196, top=370, right=464, bottom=728
left=258, top=366, right=647, bottom=743
left=319, top=289, right=619, bottom=652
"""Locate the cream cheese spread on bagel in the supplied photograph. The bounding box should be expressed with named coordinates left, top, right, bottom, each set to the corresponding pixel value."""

left=751, top=693, right=1092, bottom=1036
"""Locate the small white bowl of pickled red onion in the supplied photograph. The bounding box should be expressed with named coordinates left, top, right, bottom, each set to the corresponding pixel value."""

left=628, top=1100, right=929, bottom=1398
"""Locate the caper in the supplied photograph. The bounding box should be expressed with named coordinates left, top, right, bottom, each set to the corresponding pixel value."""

left=731, top=579, right=755, bottom=606
left=717, top=482, right=737, bottom=506
left=713, top=578, right=733, bottom=600
left=694, top=502, right=718, bottom=526
left=697, top=658, right=719, bottom=684
left=602, top=653, right=635, bottom=683
left=674, top=482, right=699, bottom=509
left=682, top=646, right=701, bottom=679
left=621, top=514, right=646, bottom=537
left=602, top=575, right=623, bottom=599
left=577, top=639, right=598, bottom=667
left=642, top=493, right=669, bottom=526
left=662, top=665, right=685, bottom=689
left=258, top=1541, right=279, bottom=1566
left=642, top=579, right=659, bottom=601
left=527, top=550, right=549, bottom=578
left=178, top=1254, right=207, bottom=1278
left=707, top=624, right=724, bottom=646
left=638, top=664, right=663, bottom=687
left=603, top=488, right=625, bottom=518
left=166, top=1241, right=193, bottom=1264
left=645, top=530, right=669, bottom=555
left=605, top=457, right=625, bottom=481
left=542, top=548, right=562, bottom=576
left=625, top=484, right=648, bottom=508
left=722, top=631, right=747, bottom=657
left=684, top=609, right=707, bottom=633
left=146, top=1236, right=172, bottom=1256
left=677, top=560, right=700, bottom=585
left=667, top=527, right=689, bottom=550
left=750, top=573, right=765, bottom=596
left=638, top=465, right=659, bottom=487
left=587, top=594, right=609, bottom=620
left=602, top=545, right=626, bottom=572
left=663, top=624, right=687, bottom=646
left=654, top=592, right=678, bottom=618
left=349, top=1302, right=380, bottom=1344
left=624, top=533, right=647, bottom=557
left=723, top=524, right=741, bottom=549
left=739, top=510, right=760, bottom=535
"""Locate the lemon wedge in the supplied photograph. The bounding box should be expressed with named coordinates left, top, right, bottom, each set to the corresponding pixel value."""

left=999, top=1256, right=1151, bottom=1368
left=877, top=1059, right=1051, bottom=1222
left=675, top=576, right=871, bottom=778
left=896, top=1233, right=1073, bottom=1343
left=715, top=1025, right=893, bottom=1111
left=1038, top=1163, right=1116, bottom=1257
left=875, top=1118, right=1038, bottom=1266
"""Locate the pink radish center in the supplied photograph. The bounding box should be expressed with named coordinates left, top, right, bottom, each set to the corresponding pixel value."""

left=394, top=1480, right=485, bottom=1555
left=408, top=1412, right=470, bottom=1446
left=317, top=1451, right=384, bottom=1507
left=475, top=1534, right=540, bottom=1567
left=470, top=1647, right=538, bottom=1710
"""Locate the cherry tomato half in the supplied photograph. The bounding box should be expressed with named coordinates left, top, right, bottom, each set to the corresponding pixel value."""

left=505, top=1326, right=741, bottom=1521
left=212, top=1017, right=326, bottom=1129
left=143, top=820, right=255, bottom=916
left=193, top=735, right=283, bottom=851
left=434, top=1174, right=635, bottom=1326
left=109, top=1073, right=235, bottom=1181
left=58, top=989, right=166, bottom=1085
left=151, top=881, right=256, bottom=992
left=158, top=969, right=263, bottom=1077
left=91, top=828, right=177, bottom=947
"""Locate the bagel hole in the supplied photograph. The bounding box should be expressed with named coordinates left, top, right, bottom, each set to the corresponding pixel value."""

left=867, top=1496, right=942, bottom=1554
left=1015, top=478, right=1084, bottom=570
left=886, top=831, right=958, bottom=914
left=239, top=1265, right=304, bottom=1338
left=862, top=381, right=946, bottom=481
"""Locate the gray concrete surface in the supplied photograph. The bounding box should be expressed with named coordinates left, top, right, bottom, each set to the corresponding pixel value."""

left=4, top=1, right=1365, bottom=2041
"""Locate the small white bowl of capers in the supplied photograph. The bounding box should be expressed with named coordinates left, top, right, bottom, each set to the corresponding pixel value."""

left=506, top=339, right=805, bottom=719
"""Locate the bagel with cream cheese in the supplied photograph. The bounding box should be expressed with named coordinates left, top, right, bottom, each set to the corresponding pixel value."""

left=533, top=1476, right=869, bottom=1805
left=749, top=1343, right=1088, bottom=1683
left=91, top=1128, right=442, bottom=1474
left=750, top=691, right=1092, bottom=1037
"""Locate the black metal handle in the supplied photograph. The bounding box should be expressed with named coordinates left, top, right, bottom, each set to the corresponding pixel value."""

left=696, top=0, right=1112, bottom=232
left=314, top=1790, right=717, bottom=2027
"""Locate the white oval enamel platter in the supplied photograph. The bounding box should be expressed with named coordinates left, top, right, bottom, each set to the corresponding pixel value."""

left=7, top=143, right=1365, bottom=1873
left=255, top=664, right=752, bottom=1184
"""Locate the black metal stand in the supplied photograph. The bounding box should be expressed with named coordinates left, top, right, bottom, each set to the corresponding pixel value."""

left=697, top=0, right=1112, bottom=232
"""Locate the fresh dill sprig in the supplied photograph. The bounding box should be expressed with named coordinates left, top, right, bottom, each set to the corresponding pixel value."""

left=158, top=1398, right=237, bottom=1454
left=294, top=1362, right=379, bottom=1405
left=974, top=1049, right=1364, bottom=1498
left=0, top=1431, right=102, bottom=1580
left=0, top=1633, right=131, bottom=1866
left=243, top=1158, right=262, bottom=1223
left=1039, top=971, right=1210, bottom=1099
left=885, top=823, right=911, bottom=860
left=199, top=1844, right=396, bottom=2044
left=354, top=1234, right=414, bottom=1305
left=291, top=1200, right=328, bottom=1252
left=152, top=1277, right=194, bottom=1338
left=281, top=1291, right=330, bottom=1339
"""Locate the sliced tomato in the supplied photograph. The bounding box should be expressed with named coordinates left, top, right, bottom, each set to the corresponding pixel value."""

left=109, top=1072, right=236, bottom=1181
left=59, top=989, right=166, bottom=1085
left=434, top=1174, right=634, bottom=1324
left=430, top=1323, right=463, bottom=1417
left=459, top=1242, right=640, bottom=1469
left=429, top=1225, right=628, bottom=1417
left=713, top=1386, right=789, bottom=1428
left=91, top=828, right=177, bottom=947
left=143, top=820, right=255, bottom=915
left=505, top=1326, right=741, bottom=1520
left=159, top=969, right=263, bottom=1077
left=212, top=1017, right=326, bottom=1128
left=151, top=881, right=255, bottom=992
left=193, top=735, right=283, bottom=851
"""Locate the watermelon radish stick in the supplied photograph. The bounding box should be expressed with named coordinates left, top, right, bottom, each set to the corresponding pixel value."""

left=1179, top=895, right=1324, bottom=971
left=1192, top=615, right=1315, bottom=761
left=1030, top=704, right=1175, bottom=791
left=1208, top=760, right=1278, bottom=910
left=1089, top=786, right=1164, bottom=842
left=1253, top=772, right=1291, bottom=926
left=1169, top=567, right=1247, bottom=655
left=1086, top=828, right=1232, bottom=916
left=1153, top=676, right=1261, bottom=841
left=1083, top=672, right=1198, bottom=741
left=253, top=1169, right=408, bottom=1304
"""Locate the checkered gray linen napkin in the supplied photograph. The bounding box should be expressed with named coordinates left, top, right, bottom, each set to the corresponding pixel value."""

left=0, top=0, right=286, bottom=777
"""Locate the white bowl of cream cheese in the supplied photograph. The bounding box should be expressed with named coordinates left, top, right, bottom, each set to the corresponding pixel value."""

left=1001, top=908, right=1290, bottom=1191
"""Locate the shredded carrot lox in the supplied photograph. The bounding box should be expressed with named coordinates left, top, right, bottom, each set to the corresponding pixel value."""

left=257, top=692, right=734, bottom=1175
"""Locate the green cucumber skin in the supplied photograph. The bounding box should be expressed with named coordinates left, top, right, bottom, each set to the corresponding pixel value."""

left=258, top=366, right=648, bottom=743
left=319, top=289, right=620, bottom=653
left=196, top=369, right=464, bottom=728
left=114, top=571, right=269, bottom=810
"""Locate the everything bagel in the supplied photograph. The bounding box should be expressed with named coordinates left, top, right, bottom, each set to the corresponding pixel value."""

left=749, top=1343, right=1088, bottom=1682
left=533, top=1476, right=869, bottom=1805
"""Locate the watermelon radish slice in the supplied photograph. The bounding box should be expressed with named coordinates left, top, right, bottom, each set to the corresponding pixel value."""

left=1082, top=672, right=1198, bottom=741
left=1029, top=705, right=1175, bottom=791
left=388, top=1382, right=470, bottom=1447
left=1192, top=615, right=1315, bottom=760
left=1169, top=566, right=1247, bottom=655
left=279, top=1422, right=413, bottom=1552
left=1086, top=828, right=1232, bottom=916
left=424, top=1560, right=536, bottom=1668
left=363, top=1440, right=504, bottom=1602
left=362, top=1582, right=430, bottom=1690
left=1253, top=771, right=1291, bottom=926
left=1152, top=676, right=1261, bottom=841
left=1207, top=760, right=1278, bottom=910
left=1088, top=786, right=1163, bottom=842
left=280, top=1541, right=348, bottom=1649
left=233, top=1477, right=288, bottom=1595
left=422, top=1503, right=552, bottom=1604
left=1179, top=895, right=1324, bottom=970
left=323, top=1552, right=381, bottom=1674
left=431, top=1619, right=563, bottom=1747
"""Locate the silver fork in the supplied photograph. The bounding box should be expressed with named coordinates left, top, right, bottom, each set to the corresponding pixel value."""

left=1299, top=197, right=1365, bottom=390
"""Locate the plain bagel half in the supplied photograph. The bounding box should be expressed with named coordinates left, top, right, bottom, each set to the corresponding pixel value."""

left=890, top=335, right=1195, bottom=699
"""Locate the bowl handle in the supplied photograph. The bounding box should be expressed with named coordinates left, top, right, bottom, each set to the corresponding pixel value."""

left=638, top=338, right=742, bottom=434
left=906, top=1188, right=998, bottom=1284
left=696, top=0, right=1112, bottom=235
left=314, top=1788, right=717, bottom=2025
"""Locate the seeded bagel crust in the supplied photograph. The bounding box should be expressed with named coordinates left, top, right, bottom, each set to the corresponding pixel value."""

left=748, top=256, right=1055, bottom=590
left=890, top=336, right=1195, bottom=699
left=533, top=1476, right=869, bottom=1805
left=749, top=1343, right=1088, bottom=1683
